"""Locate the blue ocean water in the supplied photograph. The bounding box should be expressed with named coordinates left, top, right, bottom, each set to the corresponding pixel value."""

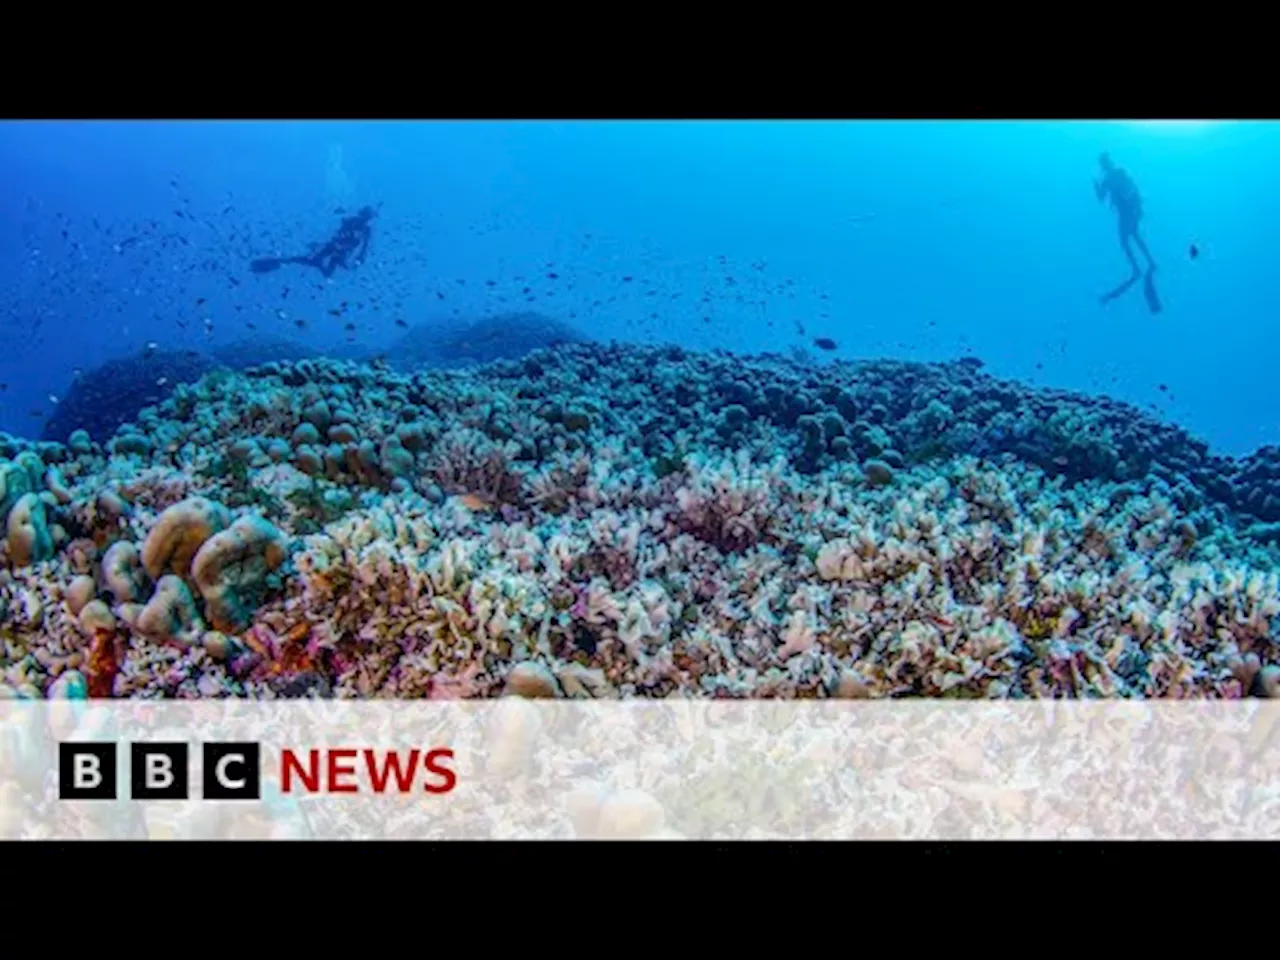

left=0, top=119, right=1274, bottom=455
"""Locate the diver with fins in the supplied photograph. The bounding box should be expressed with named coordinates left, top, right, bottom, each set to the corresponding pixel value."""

left=1094, top=153, right=1161, bottom=314
left=251, top=203, right=380, bottom=278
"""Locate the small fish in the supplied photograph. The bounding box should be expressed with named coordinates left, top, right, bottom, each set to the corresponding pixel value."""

left=395, top=318, right=408, bottom=328
left=1157, top=383, right=1168, bottom=392
left=455, top=493, right=495, bottom=512
left=144, top=340, right=158, bottom=357
left=48, top=393, right=59, bottom=404
left=1189, top=243, right=1199, bottom=260
left=156, top=377, right=168, bottom=387
left=344, top=322, right=356, bottom=332
left=813, top=337, right=838, bottom=351
left=294, top=319, right=307, bottom=329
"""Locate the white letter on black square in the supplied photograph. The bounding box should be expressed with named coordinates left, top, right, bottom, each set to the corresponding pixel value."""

left=203, top=742, right=260, bottom=799
left=59, top=742, right=116, bottom=800
left=131, top=743, right=189, bottom=800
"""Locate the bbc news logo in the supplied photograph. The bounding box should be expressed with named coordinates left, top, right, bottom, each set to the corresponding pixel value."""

left=60, top=742, right=262, bottom=800
left=59, top=742, right=457, bottom=800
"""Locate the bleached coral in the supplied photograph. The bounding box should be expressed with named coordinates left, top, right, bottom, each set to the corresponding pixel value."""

left=4, top=345, right=1280, bottom=704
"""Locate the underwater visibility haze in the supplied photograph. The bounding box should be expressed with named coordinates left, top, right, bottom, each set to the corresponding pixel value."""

left=2, top=118, right=1280, bottom=702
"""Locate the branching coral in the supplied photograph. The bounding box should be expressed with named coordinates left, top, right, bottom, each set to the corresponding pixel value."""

left=423, top=428, right=526, bottom=507
left=670, top=453, right=788, bottom=553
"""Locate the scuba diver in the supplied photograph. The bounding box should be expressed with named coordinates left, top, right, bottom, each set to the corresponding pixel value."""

left=1094, top=153, right=1161, bottom=313
left=250, top=204, right=379, bottom=278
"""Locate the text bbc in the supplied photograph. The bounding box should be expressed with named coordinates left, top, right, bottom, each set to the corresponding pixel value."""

left=59, top=743, right=458, bottom=800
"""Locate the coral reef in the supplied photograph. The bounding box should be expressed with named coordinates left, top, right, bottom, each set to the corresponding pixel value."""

left=385, top=311, right=587, bottom=371
left=38, top=312, right=584, bottom=447
left=3, top=341, right=1280, bottom=701
left=40, top=349, right=217, bottom=443
left=41, top=340, right=322, bottom=445
left=210, top=337, right=319, bottom=371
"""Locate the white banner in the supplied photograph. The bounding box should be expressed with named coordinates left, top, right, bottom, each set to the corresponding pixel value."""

left=2, top=700, right=1279, bottom=839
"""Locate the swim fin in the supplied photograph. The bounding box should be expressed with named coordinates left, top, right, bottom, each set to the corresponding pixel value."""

left=1142, top=269, right=1162, bottom=314
left=1099, top=274, right=1139, bottom=306
left=250, top=257, right=282, bottom=274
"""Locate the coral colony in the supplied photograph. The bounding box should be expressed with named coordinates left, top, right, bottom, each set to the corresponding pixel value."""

left=5, top=338, right=1280, bottom=702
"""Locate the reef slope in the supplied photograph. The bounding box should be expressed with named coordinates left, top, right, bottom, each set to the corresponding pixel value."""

left=4, top=342, right=1279, bottom=701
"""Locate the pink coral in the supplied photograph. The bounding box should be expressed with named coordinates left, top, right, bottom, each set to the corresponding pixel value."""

left=422, top=428, right=526, bottom=506
left=671, top=455, right=787, bottom=553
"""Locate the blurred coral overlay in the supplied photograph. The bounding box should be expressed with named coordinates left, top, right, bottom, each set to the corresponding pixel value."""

left=3, top=699, right=1279, bottom=839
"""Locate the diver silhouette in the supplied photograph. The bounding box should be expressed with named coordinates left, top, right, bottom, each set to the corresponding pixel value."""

left=251, top=204, right=379, bottom=278
left=1095, top=153, right=1161, bottom=313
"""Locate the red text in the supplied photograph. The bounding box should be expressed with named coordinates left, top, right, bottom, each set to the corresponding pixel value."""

left=280, top=748, right=457, bottom=794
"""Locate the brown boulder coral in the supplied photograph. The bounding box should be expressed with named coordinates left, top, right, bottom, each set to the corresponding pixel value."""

left=65, top=575, right=96, bottom=616
left=6, top=493, right=54, bottom=568
left=0, top=459, right=34, bottom=519
left=78, top=599, right=116, bottom=636
left=191, top=515, right=288, bottom=632
left=503, top=662, right=562, bottom=698
left=141, top=496, right=231, bottom=581
left=101, top=541, right=151, bottom=604
left=44, top=466, right=72, bottom=504
left=133, top=575, right=206, bottom=648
